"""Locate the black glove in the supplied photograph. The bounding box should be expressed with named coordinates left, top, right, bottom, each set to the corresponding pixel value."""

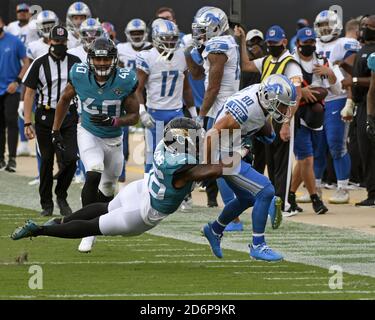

left=90, top=114, right=115, bottom=126
left=366, top=115, right=375, bottom=143
left=52, top=130, right=65, bottom=152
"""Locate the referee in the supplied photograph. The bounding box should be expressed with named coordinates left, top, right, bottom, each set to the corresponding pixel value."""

left=22, top=26, right=80, bottom=216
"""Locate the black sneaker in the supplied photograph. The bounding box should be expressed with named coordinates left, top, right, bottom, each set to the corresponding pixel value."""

left=0, top=159, right=6, bottom=170
left=355, top=198, right=375, bottom=207
left=311, top=196, right=328, bottom=214
left=287, top=193, right=303, bottom=213
left=207, top=200, right=218, bottom=208
left=5, top=157, right=16, bottom=173
left=56, top=198, right=72, bottom=216
left=40, top=206, right=53, bottom=217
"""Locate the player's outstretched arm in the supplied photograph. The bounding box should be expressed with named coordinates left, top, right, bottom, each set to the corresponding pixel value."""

left=173, top=164, right=223, bottom=189
left=52, top=83, right=76, bottom=131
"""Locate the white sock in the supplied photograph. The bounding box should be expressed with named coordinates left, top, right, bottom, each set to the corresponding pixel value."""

left=337, top=179, right=349, bottom=190
left=315, top=179, right=322, bottom=188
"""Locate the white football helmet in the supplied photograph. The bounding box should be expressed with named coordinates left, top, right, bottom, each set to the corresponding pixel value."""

left=314, top=10, right=342, bottom=43
left=192, top=6, right=229, bottom=47
left=152, top=18, right=180, bottom=60
left=66, top=2, right=92, bottom=35
left=79, top=18, right=104, bottom=49
left=258, top=74, right=297, bottom=123
left=36, top=10, right=59, bottom=38
left=125, top=18, right=148, bottom=48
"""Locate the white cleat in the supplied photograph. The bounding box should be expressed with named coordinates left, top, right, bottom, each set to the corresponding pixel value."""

left=28, top=177, right=40, bottom=186
left=78, top=236, right=96, bottom=253
left=328, top=188, right=349, bottom=204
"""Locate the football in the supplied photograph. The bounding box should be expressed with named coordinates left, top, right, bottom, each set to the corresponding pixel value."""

left=311, top=86, right=328, bottom=102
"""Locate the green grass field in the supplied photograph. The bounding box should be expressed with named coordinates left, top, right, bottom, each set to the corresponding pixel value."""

left=1, top=204, right=375, bottom=300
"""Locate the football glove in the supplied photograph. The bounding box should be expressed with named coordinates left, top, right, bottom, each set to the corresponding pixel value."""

left=340, top=98, right=355, bottom=122
left=52, top=130, right=65, bottom=152
left=140, top=111, right=155, bottom=128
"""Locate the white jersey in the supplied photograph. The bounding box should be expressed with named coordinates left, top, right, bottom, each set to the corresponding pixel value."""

left=5, top=20, right=39, bottom=46
left=68, top=31, right=81, bottom=49
left=215, top=84, right=268, bottom=153
left=26, top=38, right=49, bottom=60
left=316, top=37, right=361, bottom=101
left=67, top=45, right=87, bottom=62
left=202, top=35, right=240, bottom=118
left=136, top=47, right=187, bottom=110
left=117, top=42, right=151, bottom=70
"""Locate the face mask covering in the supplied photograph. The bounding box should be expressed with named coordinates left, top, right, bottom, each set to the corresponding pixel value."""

left=298, top=44, right=316, bottom=57
left=50, top=44, right=67, bottom=59
left=267, top=45, right=284, bottom=57
left=362, top=27, right=375, bottom=41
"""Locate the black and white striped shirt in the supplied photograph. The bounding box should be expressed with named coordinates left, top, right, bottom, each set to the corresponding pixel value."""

left=22, top=52, right=80, bottom=109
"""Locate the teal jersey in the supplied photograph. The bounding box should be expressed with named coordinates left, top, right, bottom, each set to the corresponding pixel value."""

left=69, top=63, right=137, bottom=138
left=148, top=142, right=197, bottom=214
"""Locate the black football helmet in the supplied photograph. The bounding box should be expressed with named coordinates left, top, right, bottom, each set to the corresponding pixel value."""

left=87, top=37, right=118, bottom=78
left=163, top=117, right=205, bottom=162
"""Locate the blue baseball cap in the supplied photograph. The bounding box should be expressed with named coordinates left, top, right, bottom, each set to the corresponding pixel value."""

left=296, top=27, right=316, bottom=42
left=265, top=25, right=286, bottom=42
left=16, top=3, right=30, bottom=12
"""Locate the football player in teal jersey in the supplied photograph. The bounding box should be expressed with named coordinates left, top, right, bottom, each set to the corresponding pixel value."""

left=11, top=118, right=227, bottom=250
left=50, top=37, right=139, bottom=252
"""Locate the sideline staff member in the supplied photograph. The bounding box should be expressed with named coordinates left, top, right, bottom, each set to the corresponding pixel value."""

left=22, top=26, right=80, bottom=216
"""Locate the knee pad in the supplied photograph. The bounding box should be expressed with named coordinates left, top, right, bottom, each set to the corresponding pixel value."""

left=99, top=181, right=115, bottom=198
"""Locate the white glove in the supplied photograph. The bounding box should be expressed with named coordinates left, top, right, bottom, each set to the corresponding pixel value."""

left=18, top=101, right=24, bottom=120
left=139, top=104, right=155, bottom=128
left=340, top=99, right=354, bottom=122
left=195, top=115, right=204, bottom=129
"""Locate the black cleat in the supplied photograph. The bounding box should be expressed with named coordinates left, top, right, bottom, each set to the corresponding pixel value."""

left=5, top=157, right=16, bottom=173
left=355, top=198, right=375, bottom=207
left=287, top=193, right=303, bottom=213
left=56, top=198, right=72, bottom=216
left=40, top=206, right=53, bottom=217
left=311, top=196, right=328, bottom=215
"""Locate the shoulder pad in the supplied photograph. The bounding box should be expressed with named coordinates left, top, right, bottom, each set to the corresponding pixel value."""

left=205, top=38, right=230, bottom=54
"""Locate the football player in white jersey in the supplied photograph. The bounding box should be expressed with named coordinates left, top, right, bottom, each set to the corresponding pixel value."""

left=202, top=74, right=296, bottom=261
left=67, top=18, right=104, bottom=62
left=5, top=3, right=39, bottom=46
left=135, top=18, right=196, bottom=173
left=187, top=6, right=241, bottom=230
left=118, top=19, right=151, bottom=69
left=66, top=1, right=92, bottom=49
left=27, top=10, right=59, bottom=61
left=314, top=10, right=361, bottom=204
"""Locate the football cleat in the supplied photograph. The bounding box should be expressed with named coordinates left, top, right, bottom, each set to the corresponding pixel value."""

left=250, top=243, right=283, bottom=262
left=224, top=221, right=244, bottom=232
left=202, top=223, right=223, bottom=258
left=78, top=236, right=96, bottom=253
left=268, top=196, right=282, bottom=229
left=328, top=188, right=349, bottom=204
left=11, top=220, right=40, bottom=240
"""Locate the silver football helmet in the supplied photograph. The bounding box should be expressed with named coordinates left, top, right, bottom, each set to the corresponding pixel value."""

left=152, top=18, right=180, bottom=60
left=79, top=18, right=104, bottom=49
left=314, top=10, right=342, bottom=43
left=192, top=6, right=229, bottom=47
left=36, top=10, right=59, bottom=38
left=258, top=74, right=297, bottom=123
left=66, top=2, right=92, bottom=35
left=125, top=18, right=148, bottom=48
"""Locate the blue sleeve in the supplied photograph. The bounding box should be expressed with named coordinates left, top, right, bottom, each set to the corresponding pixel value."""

left=190, top=48, right=203, bottom=65
left=16, top=38, right=26, bottom=60
left=136, top=53, right=150, bottom=74
left=224, top=99, right=249, bottom=125
left=368, top=52, right=375, bottom=72
left=205, top=40, right=229, bottom=54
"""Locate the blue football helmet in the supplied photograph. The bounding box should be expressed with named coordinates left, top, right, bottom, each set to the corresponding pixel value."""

left=258, top=74, right=297, bottom=123
left=66, top=2, right=92, bottom=34
left=79, top=18, right=105, bottom=49
left=36, top=10, right=59, bottom=38
left=192, top=6, right=229, bottom=47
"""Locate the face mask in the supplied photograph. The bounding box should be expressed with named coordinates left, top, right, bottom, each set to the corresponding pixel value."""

left=50, top=43, right=67, bottom=58
left=267, top=45, right=284, bottom=57
left=362, top=27, right=375, bottom=41
left=298, top=44, right=316, bottom=57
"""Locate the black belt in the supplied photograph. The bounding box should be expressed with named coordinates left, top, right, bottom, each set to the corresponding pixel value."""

left=38, top=104, right=77, bottom=113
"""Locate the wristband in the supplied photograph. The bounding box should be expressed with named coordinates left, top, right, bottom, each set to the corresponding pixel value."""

left=16, top=77, right=22, bottom=84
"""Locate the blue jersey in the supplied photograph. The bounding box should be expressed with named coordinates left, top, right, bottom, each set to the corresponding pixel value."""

left=0, top=32, right=26, bottom=95
left=69, top=63, right=137, bottom=138
left=148, top=141, right=196, bottom=214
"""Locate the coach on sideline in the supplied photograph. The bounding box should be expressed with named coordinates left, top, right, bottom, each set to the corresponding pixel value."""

left=22, top=25, right=81, bottom=217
